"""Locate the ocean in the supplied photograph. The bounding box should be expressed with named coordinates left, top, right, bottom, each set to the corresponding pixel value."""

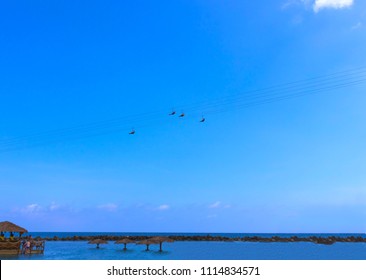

left=1, top=233, right=365, bottom=260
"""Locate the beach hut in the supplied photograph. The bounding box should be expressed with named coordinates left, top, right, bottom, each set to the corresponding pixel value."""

left=0, top=221, right=28, bottom=236
left=0, top=221, right=28, bottom=255
left=115, top=238, right=135, bottom=250
left=149, top=236, right=174, bottom=252
left=88, top=239, right=108, bottom=249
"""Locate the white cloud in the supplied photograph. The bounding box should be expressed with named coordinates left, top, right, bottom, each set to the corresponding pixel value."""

left=13, top=203, right=68, bottom=214
left=209, top=201, right=221, bottom=208
left=283, top=0, right=354, bottom=12
left=49, top=202, right=60, bottom=211
left=282, top=0, right=312, bottom=10
left=282, top=0, right=297, bottom=10
left=97, top=203, right=118, bottom=212
left=24, top=203, right=42, bottom=213
left=313, top=0, right=353, bottom=12
left=351, top=22, right=363, bottom=30
left=157, top=204, right=170, bottom=211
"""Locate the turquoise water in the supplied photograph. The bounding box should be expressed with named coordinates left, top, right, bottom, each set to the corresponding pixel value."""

left=1, top=233, right=365, bottom=260
left=23, top=232, right=366, bottom=239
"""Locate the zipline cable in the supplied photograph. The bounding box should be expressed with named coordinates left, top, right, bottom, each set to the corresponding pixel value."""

left=1, top=67, right=365, bottom=152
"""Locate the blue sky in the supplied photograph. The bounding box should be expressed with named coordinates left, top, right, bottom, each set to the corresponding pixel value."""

left=1, top=0, right=365, bottom=233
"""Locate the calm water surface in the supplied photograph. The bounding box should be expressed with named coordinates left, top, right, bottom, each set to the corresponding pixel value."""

left=1, top=233, right=365, bottom=260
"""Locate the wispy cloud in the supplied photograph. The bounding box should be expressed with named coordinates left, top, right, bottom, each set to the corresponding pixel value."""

left=49, top=202, right=60, bottom=211
left=23, top=203, right=42, bottom=213
left=157, top=204, right=170, bottom=211
left=282, top=0, right=298, bottom=10
left=12, top=202, right=74, bottom=215
left=209, top=201, right=221, bottom=208
left=283, top=0, right=354, bottom=12
left=282, top=0, right=312, bottom=10
left=351, top=22, right=363, bottom=30
left=313, top=0, right=353, bottom=12
left=97, top=203, right=118, bottom=212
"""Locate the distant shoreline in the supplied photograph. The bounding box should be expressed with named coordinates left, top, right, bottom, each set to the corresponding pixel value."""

left=31, top=235, right=366, bottom=245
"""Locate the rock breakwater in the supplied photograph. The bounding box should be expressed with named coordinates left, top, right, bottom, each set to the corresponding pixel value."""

left=36, top=235, right=366, bottom=245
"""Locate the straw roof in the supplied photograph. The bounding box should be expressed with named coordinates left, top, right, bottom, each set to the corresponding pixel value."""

left=137, top=239, right=156, bottom=251
left=0, top=221, right=28, bottom=233
left=115, top=238, right=135, bottom=250
left=88, top=239, right=108, bottom=244
left=149, top=236, right=174, bottom=252
left=115, top=238, right=134, bottom=244
left=88, top=239, right=108, bottom=249
left=149, top=236, right=174, bottom=243
left=138, top=239, right=157, bottom=245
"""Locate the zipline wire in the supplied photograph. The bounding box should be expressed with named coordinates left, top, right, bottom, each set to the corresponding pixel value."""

left=1, top=67, right=365, bottom=152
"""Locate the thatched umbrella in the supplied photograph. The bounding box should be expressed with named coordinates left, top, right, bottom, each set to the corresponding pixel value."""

left=149, top=236, right=174, bottom=252
left=115, top=238, right=135, bottom=250
left=88, top=239, right=108, bottom=249
left=0, top=221, right=28, bottom=234
left=137, top=239, right=156, bottom=251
